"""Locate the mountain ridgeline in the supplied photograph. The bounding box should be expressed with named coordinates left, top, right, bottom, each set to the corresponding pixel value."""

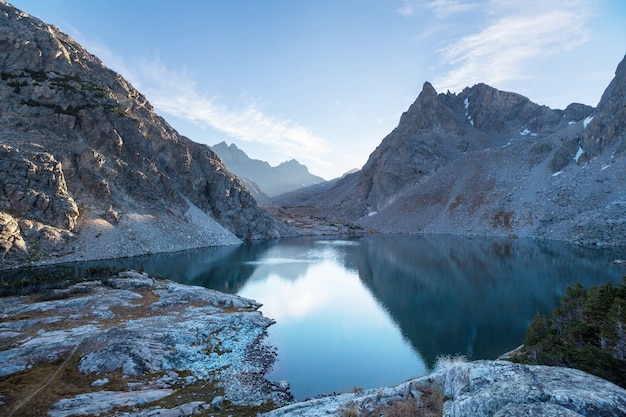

left=210, top=141, right=325, bottom=201
left=292, top=56, right=626, bottom=246
left=0, top=1, right=288, bottom=267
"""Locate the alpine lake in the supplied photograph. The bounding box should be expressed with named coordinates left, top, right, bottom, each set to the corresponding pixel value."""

left=5, top=234, right=626, bottom=400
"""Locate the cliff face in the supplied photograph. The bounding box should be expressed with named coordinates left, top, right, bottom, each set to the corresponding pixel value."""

left=303, top=56, right=625, bottom=246
left=0, top=2, right=286, bottom=266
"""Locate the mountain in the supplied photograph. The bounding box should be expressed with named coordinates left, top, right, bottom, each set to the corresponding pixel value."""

left=0, top=1, right=287, bottom=267
left=211, top=141, right=326, bottom=199
left=296, top=56, right=626, bottom=246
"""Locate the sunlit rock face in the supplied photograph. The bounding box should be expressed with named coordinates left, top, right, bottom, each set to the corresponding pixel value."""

left=300, top=56, right=626, bottom=246
left=0, top=1, right=288, bottom=267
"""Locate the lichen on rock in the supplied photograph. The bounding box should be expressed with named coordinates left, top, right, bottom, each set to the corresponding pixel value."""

left=0, top=270, right=291, bottom=416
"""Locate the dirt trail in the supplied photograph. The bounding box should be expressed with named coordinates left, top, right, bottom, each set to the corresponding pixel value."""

left=8, top=343, right=81, bottom=417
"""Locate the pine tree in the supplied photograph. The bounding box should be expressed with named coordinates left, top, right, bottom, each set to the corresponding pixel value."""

left=602, top=298, right=626, bottom=360
left=515, top=278, right=626, bottom=388
left=552, top=281, right=586, bottom=334
left=584, top=282, right=614, bottom=349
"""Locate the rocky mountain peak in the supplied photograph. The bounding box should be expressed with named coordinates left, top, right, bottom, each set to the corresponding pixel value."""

left=299, top=56, right=624, bottom=247
left=0, top=2, right=286, bottom=266
left=581, top=54, right=626, bottom=158
left=347, top=81, right=582, bottom=213
left=420, top=81, right=438, bottom=101
left=398, top=82, right=465, bottom=135
left=598, top=54, right=626, bottom=113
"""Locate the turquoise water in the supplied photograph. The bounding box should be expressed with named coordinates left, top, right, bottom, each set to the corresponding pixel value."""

left=5, top=235, right=626, bottom=399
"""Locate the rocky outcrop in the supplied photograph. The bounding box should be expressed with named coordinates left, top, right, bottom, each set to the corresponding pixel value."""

left=211, top=141, right=326, bottom=199
left=294, top=55, right=625, bottom=246
left=0, top=1, right=288, bottom=267
left=0, top=270, right=291, bottom=416
left=263, top=360, right=626, bottom=417
left=582, top=54, right=626, bottom=158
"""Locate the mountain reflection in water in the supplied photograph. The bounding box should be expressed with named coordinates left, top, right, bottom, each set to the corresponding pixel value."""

left=7, top=235, right=625, bottom=399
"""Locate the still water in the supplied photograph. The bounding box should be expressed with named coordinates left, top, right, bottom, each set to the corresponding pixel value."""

left=8, top=235, right=626, bottom=399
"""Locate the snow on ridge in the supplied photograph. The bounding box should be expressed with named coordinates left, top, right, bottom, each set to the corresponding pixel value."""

left=501, top=138, right=515, bottom=148
left=583, top=115, right=594, bottom=128
left=552, top=171, right=562, bottom=177
left=464, top=97, right=474, bottom=126
left=574, top=146, right=585, bottom=163
left=520, top=128, right=537, bottom=136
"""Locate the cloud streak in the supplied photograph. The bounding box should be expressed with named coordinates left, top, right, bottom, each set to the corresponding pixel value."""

left=399, top=0, right=480, bottom=17
left=57, top=25, right=331, bottom=168
left=432, top=0, right=592, bottom=92
left=135, top=59, right=330, bottom=165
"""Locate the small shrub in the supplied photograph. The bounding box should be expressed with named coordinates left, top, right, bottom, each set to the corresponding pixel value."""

left=433, top=354, right=466, bottom=371
left=342, top=408, right=359, bottom=417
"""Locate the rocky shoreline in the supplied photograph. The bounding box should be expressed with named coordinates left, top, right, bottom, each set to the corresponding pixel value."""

left=0, top=270, right=291, bottom=416
left=2, top=268, right=626, bottom=416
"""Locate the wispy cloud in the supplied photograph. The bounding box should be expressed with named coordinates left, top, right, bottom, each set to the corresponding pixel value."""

left=433, top=0, right=592, bottom=91
left=51, top=23, right=331, bottom=167
left=134, top=58, right=330, bottom=165
left=398, top=0, right=480, bottom=17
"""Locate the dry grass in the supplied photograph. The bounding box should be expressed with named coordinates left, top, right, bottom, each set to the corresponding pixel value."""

left=384, top=386, right=444, bottom=417
left=346, top=385, right=445, bottom=417
left=0, top=352, right=130, bottom=417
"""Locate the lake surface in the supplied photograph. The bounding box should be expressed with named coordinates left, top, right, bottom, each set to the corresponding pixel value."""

left=5, top=235, right=626, bottom=399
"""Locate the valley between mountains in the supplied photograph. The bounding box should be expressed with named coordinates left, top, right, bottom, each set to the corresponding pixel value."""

left=1, top=0, right=625, bottom=267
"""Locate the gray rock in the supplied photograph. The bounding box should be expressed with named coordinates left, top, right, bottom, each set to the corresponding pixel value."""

left=127, top=401, right=207, bottom=417
left=105, top=270, right=155, bottom=290
left=49, top=389, right=175, bottom=417
left=210, top=395, right=224, bottom=409
left=262, top=361, right=626, bottom=417
left=90, top=378, right=109, bottom=387
left=0, top=273, right=290, bottom=415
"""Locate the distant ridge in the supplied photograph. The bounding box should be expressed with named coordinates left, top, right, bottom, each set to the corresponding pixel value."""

left=211, top=141, right=326, bottom=199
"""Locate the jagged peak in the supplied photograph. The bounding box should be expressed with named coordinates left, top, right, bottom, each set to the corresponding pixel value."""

left=596, top=53, right=626, bottom=112
left=418, top=81, right=438, bottom=102
left=278, top=158, right=303, bottom=167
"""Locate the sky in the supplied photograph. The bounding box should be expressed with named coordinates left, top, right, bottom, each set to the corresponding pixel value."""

left=10, top=0, right=626, bottom=180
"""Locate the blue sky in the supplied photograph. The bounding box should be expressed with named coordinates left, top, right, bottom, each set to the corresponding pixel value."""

left=11, top=0, right=626, bottom=179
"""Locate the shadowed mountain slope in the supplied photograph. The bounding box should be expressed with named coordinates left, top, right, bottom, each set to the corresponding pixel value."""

left=294, top=56, right=626, bottom=246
